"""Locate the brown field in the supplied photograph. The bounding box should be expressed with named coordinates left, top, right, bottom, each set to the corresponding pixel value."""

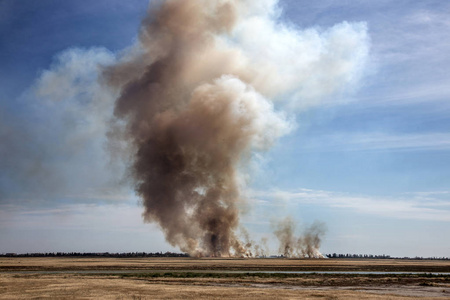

left=1, top=257, right=450, bottom=299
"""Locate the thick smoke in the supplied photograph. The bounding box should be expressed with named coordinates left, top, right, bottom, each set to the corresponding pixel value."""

left=103, top=0, right=369, bottom=256
left=274, top=217, right=326, bottom=258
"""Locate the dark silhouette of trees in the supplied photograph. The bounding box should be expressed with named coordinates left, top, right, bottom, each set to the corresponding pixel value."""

left=0, top=252, right=189, bottom=258
left=324, top=253, right=449, bottom=260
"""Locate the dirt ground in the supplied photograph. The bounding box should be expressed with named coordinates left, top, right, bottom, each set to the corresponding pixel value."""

left=1, top=257, right=449, bottom=299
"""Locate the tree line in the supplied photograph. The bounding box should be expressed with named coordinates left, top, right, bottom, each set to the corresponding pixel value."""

left=0, top=252, right=189, bottom=258
left=325, top=253, right=449, bottom=260
left=1, top=252, right=448, bottom=260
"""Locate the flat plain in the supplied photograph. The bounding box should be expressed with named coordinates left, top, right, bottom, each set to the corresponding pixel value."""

left=1, top=257, right=450, bottom=299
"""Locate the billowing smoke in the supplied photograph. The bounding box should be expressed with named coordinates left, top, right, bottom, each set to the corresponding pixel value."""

left=274, top=217, right=326, bottom=258
left=103, top=0, right=369, bottom=256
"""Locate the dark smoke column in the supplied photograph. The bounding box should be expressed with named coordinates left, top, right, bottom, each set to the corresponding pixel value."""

left=104, top=0, right=289, bottom=256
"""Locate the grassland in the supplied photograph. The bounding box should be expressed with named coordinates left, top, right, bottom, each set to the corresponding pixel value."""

left=1, top=257, right=449, bottom=299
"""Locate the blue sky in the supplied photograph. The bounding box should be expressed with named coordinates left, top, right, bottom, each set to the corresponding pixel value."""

left=1, top=0, right=450, bottom=257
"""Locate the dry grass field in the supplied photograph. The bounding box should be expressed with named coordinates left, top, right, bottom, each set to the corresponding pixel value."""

left=2, top=257, right=450, bottom=272
left=1, top=257, right=450, bottom=299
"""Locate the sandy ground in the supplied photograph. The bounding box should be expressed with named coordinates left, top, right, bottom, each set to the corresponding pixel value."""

left=1, top=257, right=449, bottom=299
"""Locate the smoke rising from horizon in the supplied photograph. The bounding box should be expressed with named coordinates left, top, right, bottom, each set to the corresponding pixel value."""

left=273, top=217, right=326, bottom=258
left=103, top=0, right=369, bottom=256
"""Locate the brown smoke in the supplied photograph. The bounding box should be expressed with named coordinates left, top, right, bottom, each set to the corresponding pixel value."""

left=103, top=0, right=290, bottom=256
left=102, top=0, right=368, bottom=256
left=273, top=217, right=326, bottom=258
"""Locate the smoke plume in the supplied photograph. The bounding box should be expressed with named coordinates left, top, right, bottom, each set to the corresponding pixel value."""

left=0, top=48, right=121, bottom=203
left=274, top=217, right=326, bottom=258
left=103, top=0, right=369, bottom=256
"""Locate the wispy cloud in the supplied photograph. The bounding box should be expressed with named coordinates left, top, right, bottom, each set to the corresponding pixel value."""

left=299, top=132, right=450, bottom=153
left=0, top=202, right=148, bottom=232
left=405, top=10, right=450, bottom=28
left=247, top=188, right=450, bottom=222
left=357, top=81, right=450, bottom=107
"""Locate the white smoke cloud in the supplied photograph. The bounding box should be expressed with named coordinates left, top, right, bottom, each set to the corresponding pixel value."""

left=194, top=76, right=292, bottom=150
left=229, top=3, right=370, bottom=109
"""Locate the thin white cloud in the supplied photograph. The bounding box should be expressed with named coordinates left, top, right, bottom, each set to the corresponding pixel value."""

left=0, top=202, right=175, bottom=253
left=0, top=203, right=148, bottom=231
left=299, top=132, right=450, bottom=153
left=357, top=81, right=450, bottom=107
left=375, top=6, right=450, bottom=61
left=64, top=192, right=136, bottom=202
left=406, top=10, right=450, bottom=27
left=247, top=188, right=450, bottom=222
